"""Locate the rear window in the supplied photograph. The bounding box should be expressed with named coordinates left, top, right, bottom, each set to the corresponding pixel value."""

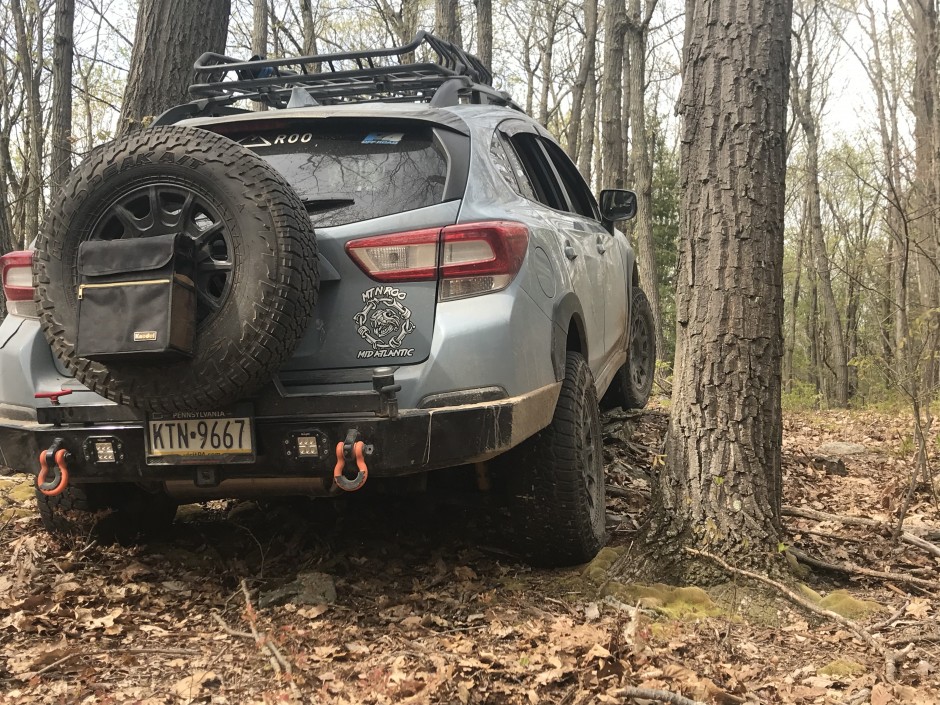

left=238, top=126, right=448, bottom=227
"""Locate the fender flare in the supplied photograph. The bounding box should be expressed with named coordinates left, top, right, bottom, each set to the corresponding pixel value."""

left=551, top=293, right=587, bottom=382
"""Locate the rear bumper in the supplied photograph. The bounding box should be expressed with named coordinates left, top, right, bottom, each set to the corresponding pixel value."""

left=0, top=382, right=560, bottom=489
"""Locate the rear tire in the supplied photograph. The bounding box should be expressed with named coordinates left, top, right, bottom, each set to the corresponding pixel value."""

left=500, top=352, right=606, bottom=566
left=36, top=483, right=177, bottom=540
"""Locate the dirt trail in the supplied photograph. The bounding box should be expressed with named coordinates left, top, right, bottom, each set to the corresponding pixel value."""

left=0, top=406, right=937, bottom=703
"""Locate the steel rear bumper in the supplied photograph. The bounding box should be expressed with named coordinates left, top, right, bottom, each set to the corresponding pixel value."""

left=0, top=383, right=560, bottom=486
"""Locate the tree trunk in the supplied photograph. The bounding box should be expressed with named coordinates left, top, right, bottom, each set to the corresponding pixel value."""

left=580, top=63, right=598, bottom=180
left=600, top=0, right=626, bottom=188
left=50, top=0, right=74, bottom=193
left=434, top=0, right=462, bottom=45
left=790, top=5, right=849, bottom=407
left=645, top=0, right=792, bottom=580
left=119, top=0, right=231, bottom=135
left=474, top=0, right=492, bottom=71
left=785, top=214, right=805, bottom=391
left=627, top=0, right=665, bottom=358
left=565, top=0, right=597, bottom=161
left=300, top=0, right=317, bottom=56
left=538, top=2, right=559, bottom=126
left=252, top=0, right=268, bottom=56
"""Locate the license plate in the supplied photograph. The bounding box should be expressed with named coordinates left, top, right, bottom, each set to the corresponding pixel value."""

left=146, top=410, right=254, bottom=464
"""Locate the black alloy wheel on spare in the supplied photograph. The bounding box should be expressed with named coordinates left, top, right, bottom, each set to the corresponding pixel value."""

left=501, top=352, right=607, bottom=567
left=34, top=126, right=319, bottom=412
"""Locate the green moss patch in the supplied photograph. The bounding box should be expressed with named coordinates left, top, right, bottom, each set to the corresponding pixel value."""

left=818, top=589, right=883, bottom=619
left=600, top=581, right=722, bottom=619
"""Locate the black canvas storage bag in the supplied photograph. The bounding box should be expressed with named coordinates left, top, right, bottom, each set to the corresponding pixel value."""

left=75, top=233, right=197, bottom=361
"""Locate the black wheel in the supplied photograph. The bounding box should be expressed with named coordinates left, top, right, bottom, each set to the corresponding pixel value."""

left=499, top=352, right=606, bottom=566
left=604, top=286, right=655, bottom=410
left=35, top=125, right=319, bottom=412
left=36, top=483, right=177, bottom=540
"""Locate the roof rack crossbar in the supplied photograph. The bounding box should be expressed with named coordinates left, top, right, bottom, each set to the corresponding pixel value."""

left=181, top=30, right=520, bottom=113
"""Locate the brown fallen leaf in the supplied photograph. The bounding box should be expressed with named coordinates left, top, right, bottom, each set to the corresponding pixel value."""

left=871, top=681, right=893, bottom=705
left=172, top=669, right=218, bottom=702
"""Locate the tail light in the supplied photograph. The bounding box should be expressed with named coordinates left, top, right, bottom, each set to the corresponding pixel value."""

left=1, top=251, right=37, bottom=318
left=345, top=221, right=529, bottom=302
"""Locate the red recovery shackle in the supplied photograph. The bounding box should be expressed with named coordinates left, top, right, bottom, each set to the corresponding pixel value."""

left=333, top=440, right=368, bottom=492
left=37, top=448, right=70, bottom=496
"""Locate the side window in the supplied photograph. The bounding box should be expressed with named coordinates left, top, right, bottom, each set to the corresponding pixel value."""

left=508, top=133, right=572, bottom=212
left=490, top=132, right=536, bottom=200
left=539, top=139, right=599, bottom=220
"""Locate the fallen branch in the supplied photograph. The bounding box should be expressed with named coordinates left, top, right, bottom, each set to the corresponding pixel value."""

left=610, top=686, right=706, bottom=705
left=788, top=547, right=940, bottom=591
left=783, top=505, right=940, bottom=559
left=34, top=647, right=199, bottom=677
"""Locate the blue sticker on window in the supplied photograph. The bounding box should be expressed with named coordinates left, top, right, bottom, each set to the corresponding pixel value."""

left=362, top=132, right=405, bottom=145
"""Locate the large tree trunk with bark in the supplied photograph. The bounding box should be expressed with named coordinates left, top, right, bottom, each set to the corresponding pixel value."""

left=644, top=0, right=792, bottom=581
left=50, top=0, right=74, bottom=193
left=626, top=0, right=665, bottom=358
left=118, top=0, right=231, bottom=135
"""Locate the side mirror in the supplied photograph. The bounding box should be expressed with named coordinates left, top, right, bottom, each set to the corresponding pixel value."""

left=599, top=189, right=638, bottom=222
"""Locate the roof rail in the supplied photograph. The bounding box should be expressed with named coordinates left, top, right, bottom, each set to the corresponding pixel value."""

left=180, top=30, right=520, bottom=114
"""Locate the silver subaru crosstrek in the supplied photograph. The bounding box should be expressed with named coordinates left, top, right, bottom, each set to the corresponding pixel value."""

left=0, top=32, right=655, bottom=566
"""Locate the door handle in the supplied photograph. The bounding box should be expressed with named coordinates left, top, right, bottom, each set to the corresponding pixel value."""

left=596, top=236, right=607, bottom=254
left=564, top=241, right=577, bottom=260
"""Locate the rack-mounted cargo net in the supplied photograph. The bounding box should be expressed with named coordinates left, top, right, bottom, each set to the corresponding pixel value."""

left=185, top=30, right=520, bottom=113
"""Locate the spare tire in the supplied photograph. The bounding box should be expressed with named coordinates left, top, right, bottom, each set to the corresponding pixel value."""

left=35, top=125, right=319, bottom=412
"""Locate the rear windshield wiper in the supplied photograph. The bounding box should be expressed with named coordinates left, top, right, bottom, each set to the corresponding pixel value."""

left=302, top=198, right=355, bottom=214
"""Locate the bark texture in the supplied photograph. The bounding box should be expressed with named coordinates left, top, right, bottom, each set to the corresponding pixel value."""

left=474, top=0, right=493, bottom=72
left=50, top=0, right=74, bottom=192
left=600, top=0, right=627, bottom=188
left=434, top=0, right=462, bottom=45
left=647, top=0, right=792, bottom=579
left=118, top=0, right=231, bottom=135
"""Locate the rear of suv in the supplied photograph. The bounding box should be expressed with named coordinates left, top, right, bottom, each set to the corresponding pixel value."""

left=0, top=32, right=656, bottom=566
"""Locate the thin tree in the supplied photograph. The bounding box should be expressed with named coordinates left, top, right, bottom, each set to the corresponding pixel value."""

left=644, top=0, right=793, bottom=578
left=118, top=0, right=231, bottom=135
left=791, top=0, right=849, bottom=406
left=50, top=0, right=74, bottom=192
left=626, top=0, right=666, bottom=358
left=565, top=0, right=597, bottom=163
left=600, top=0, right=627, bottom=188
left=474, top=0, right=493, bottom=72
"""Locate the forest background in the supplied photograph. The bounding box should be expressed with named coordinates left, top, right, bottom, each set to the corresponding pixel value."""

left=0, top=0, right=935, bottom=420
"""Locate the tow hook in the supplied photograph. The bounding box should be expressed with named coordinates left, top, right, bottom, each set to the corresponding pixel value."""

left=37, top=438, right=70, bottom=496
left=333, top=430, right=370, bottom=492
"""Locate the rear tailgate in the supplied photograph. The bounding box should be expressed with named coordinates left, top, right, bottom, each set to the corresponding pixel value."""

left=212, top=118, right=469, bottom=377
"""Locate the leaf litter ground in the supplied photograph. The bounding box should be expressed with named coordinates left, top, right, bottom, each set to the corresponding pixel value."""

left=0, top=403, right=938, bottom=704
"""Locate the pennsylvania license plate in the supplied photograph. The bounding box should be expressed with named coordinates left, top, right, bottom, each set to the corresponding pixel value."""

left=145, top=409, right=255, bottom=465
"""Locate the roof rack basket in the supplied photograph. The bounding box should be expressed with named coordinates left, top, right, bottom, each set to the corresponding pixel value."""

left=185, top=30, right=520, bottom=113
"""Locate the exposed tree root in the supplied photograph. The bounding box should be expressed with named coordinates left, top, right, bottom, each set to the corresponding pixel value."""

left=787, top=547, right=940, bottom=591
left=783, top=505, right=940, bottom=558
